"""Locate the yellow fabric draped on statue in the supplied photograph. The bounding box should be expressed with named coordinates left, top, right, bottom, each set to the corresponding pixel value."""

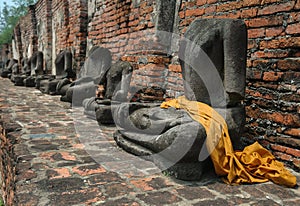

left=160, top=96, right=296, bottom=187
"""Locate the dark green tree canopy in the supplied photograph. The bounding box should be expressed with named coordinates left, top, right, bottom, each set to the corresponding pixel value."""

left=0, top=0, right=37, bottom=45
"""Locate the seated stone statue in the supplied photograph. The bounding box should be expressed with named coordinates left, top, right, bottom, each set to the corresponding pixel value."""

left=0, top=61, right=3, bottom=71
left=59, top=46, right=112, bottom=106
left=39, top=50, right=75, bottom=94
left=82, top=60, right=133, bottom=124
left=113, top=19, right=247, bottom=180
left=35, top=67, right=56, bottom=90
left=10, top=61, right=20, bottom=83
left=1, top=59, right=18, bottom=78
left=13, top=57, right=32, bottom=86
left=24, top=51, right=45, bottom=87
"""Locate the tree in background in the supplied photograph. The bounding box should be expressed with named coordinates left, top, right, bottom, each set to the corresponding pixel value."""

left=0, top=0, right=37, bottom=45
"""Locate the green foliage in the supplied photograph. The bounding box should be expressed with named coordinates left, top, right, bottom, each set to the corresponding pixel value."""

left=0, top=0, right=38, bottom=45
left=0, top=26, right=14, bottom=45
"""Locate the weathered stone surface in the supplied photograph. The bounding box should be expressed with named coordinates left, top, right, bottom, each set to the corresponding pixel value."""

left=60, top=47, right=112, bottom=105
left=0, top=59, right=18, bottom=78
left=30, top=51, right=44, bottom=76
left=63, top=81, right=96, bottom=106
left=79, top=46, right=112, bottom=79
left=113, top=104, right=245, bottom=180
left=55, top=50, right=74, bottom=78
left=179, top=18, right=247, bottom=107
left=35, top=74, right=55, bottom=89
left=95, top=104, right=114, bottom=124
left=87, top=172, right=122, bottom=185
left=176, top=186, right=215, bottom=200
left=39, top=50, right=75, bottom=94
left=21, top=57, right=31, bottom=76
left=38, top=177, right=85, bottom=192
left=39, top=78, right=57, bottom=94
left=114, top=19, right=247, bottom=181
left=155, top=0, right=177, bottom=51
left=0, top=59, right=9, bottom=75
left=137, top=191, right=182, bottom=205
left=104, top=61, right=133, bottom=100
left=49, top=188, right=103, bottom=205
left=13, top=57, right=31, bottom=86
left=24, top=51, right=44, bottom=87
left=10, top=61, right=20, bottom=83
left=83, top=61, right=133, bottom=123
left=113, top=105, right=209, bottom=180
left=130, top=86, right=166, bottom=103
left=56, top=78, right=72, bottom=95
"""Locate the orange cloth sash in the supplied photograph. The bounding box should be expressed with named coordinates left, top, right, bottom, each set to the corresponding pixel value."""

left=161, top=96, right=296, bottom=187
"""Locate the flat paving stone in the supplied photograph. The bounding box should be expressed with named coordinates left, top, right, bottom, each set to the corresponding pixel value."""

left=0, top=77, right=300, bottom=206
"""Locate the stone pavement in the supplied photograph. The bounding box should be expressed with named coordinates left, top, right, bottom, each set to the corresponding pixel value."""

left=0, top=77, right=299, bottom=206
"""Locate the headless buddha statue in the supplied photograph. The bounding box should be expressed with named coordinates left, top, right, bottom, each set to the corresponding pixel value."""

left=113, top=19, right=247, bottom=180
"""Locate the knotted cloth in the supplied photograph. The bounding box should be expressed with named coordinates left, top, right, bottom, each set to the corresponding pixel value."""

left=161, top=96, right=296, bottom=187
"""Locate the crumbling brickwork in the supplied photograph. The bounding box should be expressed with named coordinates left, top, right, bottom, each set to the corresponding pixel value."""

left=51, top=0, right=70, bottom=74
left=0, top=120, right=22, bottom=206
left=10, top=0, right=300, bottom=170
left=51, top=0, right=88, bottom=73
left=87, top=0, right=174, bottom=91
left=68, top=0, right=88, bottom=72
left=35, top=0, right=53, bottom=73
left=19, top=5, right=37, bottom=60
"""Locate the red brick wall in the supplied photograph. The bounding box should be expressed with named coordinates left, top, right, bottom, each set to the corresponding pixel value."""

left=178, top=0, right=300, bottom=170
left=16, top=0, right=87, bottom=74
left=51, top=0, right=70, bottom=73
left=0, top=120, right=22, bottom=206
left=35, top=0, right=52, bottom=73
left=88, top=0, right=156, bottom=56
left=87, top=0, right=180, bottom=92
left=51, top=0, right=87, bottom=73
left=68, top=0, right=88, bottom=72
left=19, top=6, right=37, bottom=59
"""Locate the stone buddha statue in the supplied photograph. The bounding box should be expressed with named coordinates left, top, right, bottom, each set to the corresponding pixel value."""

left=24, top=51, right=44, bottom=87
left=39, top=50, right=75, bottom=94
left=113, top=18, right=247, bottom=180
left=10, top=61, right=20, bottom=83
left=13, top=57, right=32, bottom=86
left=1, top=59, right=18, bottom=78
left=59, top=46, right=112, bottom=106
left=82, top=60, right=133, bottom=124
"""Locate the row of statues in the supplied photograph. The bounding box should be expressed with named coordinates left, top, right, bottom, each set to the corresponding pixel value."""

left=2, top=51, right=44, bottom=87
left=0, top=19, right=247, bottom=181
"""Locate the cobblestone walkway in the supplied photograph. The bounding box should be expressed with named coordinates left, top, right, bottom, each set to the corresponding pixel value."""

left=0, top=77, right=299, bottom=206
